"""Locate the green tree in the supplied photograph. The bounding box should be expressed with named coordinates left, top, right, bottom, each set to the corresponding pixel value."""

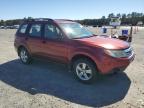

left=102, top=16, right=106, bottom=19
left=108, top=13, right=115, bottom=18
left=0, top=20, right=5, bottom=26
left=116, top=13, right=121, bottom=18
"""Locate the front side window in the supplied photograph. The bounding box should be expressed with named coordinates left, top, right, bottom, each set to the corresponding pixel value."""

left=44, top=24, right=62, bottom=39
left=19, top=24, right=28, bottom=34
left=59, top=23, right=93, bottom=39
left=29, top=24, right=41, bottom=37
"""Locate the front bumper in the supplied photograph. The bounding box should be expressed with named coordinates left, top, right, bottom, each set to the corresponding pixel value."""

left=96, top=52, right=135, bottom=74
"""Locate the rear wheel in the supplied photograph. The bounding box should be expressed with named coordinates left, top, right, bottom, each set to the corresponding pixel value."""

left=19, top=48, right=32, bottom=64
left=73, top=58, right=98, bottom=83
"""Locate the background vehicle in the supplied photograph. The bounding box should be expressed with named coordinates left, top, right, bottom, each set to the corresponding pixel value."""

left=14, top=18, right=135, bottom=83
left=13, top=25, right=20, bottom=29
left=0, top=26, right=5, bottom=29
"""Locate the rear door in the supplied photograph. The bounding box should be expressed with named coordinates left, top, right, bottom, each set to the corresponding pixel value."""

left=26, top=23, right=43, bottom=56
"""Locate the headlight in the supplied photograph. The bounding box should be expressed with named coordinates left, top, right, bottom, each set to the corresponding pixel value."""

left=105, top=47, right=133, bottom=58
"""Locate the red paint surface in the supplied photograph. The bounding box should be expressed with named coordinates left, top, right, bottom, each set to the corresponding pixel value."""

left=14, top=19, right=134, bottom=74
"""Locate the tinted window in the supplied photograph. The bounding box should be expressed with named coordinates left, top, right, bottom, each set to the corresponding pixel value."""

left=29, top=24, right=41, bottom=37
left=19, top=24, right=28, bottom=34
left=44, top=24, right=62, bottom=39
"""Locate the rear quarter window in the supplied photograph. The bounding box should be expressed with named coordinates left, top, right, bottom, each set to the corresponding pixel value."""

left=19, top=24, right=28, bottom=34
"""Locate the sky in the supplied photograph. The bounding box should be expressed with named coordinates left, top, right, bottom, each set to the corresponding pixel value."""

left=0, top=0, right=144, bottom=20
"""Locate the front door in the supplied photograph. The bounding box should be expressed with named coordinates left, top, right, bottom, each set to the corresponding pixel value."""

left=41, top=23, right=68, bottom=63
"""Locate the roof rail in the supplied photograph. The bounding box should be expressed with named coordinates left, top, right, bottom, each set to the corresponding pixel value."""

left=54, top=19, right=74, bottom=22
left=23, top=18, right=53, bottom=22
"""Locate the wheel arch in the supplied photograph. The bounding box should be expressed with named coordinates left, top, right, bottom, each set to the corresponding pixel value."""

left=70, top=54, right=98, bottom=71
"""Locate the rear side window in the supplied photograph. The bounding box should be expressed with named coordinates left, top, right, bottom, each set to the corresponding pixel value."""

left=19, top=24, right=28, bottom=34
left=29, top=24, right=41, bottom=37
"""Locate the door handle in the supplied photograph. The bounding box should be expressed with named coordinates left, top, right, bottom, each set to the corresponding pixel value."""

left=25, top=37, right=28, bottom=40
left=42, top=40, right=46, bottom=44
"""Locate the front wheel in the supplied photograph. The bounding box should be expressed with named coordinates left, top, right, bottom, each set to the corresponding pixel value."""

left=73, top=59, right=98, bottom=83
left=19, top=48, right=32, bottom=64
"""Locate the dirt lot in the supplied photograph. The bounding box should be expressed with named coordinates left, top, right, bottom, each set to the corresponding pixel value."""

left=0, top=28, right=144, bottom=108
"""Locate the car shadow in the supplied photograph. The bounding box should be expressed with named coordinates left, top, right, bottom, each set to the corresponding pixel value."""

left=0, top=59, right=131, bottom=107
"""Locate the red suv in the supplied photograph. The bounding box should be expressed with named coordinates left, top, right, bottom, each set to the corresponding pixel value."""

left=14, top=18, right=135, bottom=83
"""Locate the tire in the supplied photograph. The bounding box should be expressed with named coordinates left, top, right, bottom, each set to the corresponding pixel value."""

left=73, top=58, right=98, bottom=84
left=19, top=47, right=32, bottom=64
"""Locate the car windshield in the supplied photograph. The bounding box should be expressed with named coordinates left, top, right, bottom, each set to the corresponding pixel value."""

left=59, top=23, right=93, bottom=39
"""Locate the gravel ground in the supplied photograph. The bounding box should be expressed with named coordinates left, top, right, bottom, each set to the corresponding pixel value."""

left=0, top=28, right=144, bottom=108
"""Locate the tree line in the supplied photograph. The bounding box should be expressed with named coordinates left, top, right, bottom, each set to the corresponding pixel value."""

left=0, top=19, right=21, bottom=26
left=0, top=17, right=32, bottom=26
left=77, top=12, right=144, bottom=26
left=0, top=12, right=144, bottom=26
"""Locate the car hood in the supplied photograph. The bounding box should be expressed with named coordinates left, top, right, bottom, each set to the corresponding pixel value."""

left=75, top=36, right=130, bottom=50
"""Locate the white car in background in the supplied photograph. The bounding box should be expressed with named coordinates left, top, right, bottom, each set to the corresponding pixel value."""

left=0, top=26, right=5, bottom=29
left=13, top=25, right=19, bottom=29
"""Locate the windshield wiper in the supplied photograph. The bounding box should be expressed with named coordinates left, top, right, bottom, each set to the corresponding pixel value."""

left=72, top=37, right=84, bottom=39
